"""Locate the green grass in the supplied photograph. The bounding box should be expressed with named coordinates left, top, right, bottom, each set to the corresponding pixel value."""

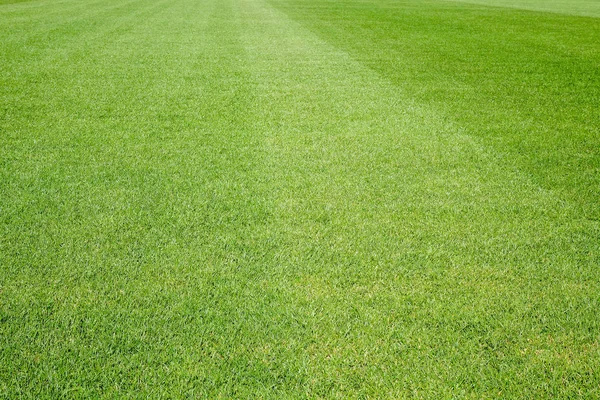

left=1, top=0, right=599, bottom=397
left=449, top=0, right=600, bottom=17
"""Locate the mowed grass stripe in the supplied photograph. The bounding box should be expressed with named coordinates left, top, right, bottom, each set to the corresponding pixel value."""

left=238, top=0, right=598, bottom=396
left=269, top=0, right=600, bottom=220
left=1, top=0, right=599, bottom=397
left=448, top=0, right=600, bottom=17
left=1, top=0, right=290, bottom=396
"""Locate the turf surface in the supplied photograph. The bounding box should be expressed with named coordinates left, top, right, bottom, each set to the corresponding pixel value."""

left=1, top=0, right=599, bottom=397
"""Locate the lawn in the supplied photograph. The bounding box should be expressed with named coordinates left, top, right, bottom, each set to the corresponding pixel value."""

left=0, top=0, right=599, bottom=397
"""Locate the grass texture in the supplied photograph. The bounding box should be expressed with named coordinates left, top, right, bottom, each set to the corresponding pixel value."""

left=1, top=0, right=599, bottom=397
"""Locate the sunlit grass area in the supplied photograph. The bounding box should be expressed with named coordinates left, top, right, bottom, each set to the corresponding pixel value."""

left=1, top=0, right=598, bottom=397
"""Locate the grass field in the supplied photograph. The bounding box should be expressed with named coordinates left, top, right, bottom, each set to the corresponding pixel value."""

left=1, top=0, right=599, bottom=397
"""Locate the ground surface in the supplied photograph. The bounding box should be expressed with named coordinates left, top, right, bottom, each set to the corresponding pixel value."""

left=1, top=0, right=599, bottom=397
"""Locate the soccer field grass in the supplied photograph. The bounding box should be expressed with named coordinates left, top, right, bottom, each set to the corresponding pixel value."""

left=1, top=0, right=599, bottom=397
